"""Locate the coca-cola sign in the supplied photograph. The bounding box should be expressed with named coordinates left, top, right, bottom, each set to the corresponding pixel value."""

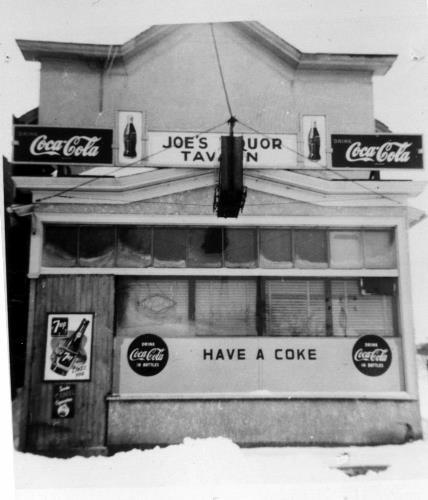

left=13, top=125, right=113, bottom=165
left=331, top=135, right=423, bottom=169
left=127, top=334, right=169, bottom=376
left=352, top=335, right=392, bottom=376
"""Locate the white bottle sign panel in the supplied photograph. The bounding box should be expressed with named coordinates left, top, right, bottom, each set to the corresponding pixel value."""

left=117, top=111, right=144, bottom=165
left=44, top=313, right=93, bottom=381
left=302, top=116, right=327, bottom=167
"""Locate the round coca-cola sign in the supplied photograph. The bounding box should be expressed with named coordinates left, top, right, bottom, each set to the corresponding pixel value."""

left=127, top=334, right=169, bottom=376
left=352, top=335, right=392, bottom=376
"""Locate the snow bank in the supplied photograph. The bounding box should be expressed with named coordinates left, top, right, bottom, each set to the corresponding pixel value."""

left=13, top=355, right=428, bottom=499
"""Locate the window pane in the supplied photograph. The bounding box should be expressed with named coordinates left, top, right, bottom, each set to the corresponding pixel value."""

left=195, top=279, right=257, bottom=335
left=294, top=230, right=327, bottom=268
left=153, top=228, right=186, bottom=267
left=329, top=231, right=363, bottom=268
left=331, top=279, right=395, bottom=337
left=79, top=226, right=115, bottom=267
left=265, top=280, right=326, bottom=336
left=117, top=226, right=152, bottom=267
left=187, top=228, right=222, bottom=267
left=224, top=229, right=257, bottom=268
left=260, top=229, right=292, bottom=268
left=116, top=278, right=191, bottom=337
left=364, top=231, right=396, bottom=268
left=43, top=225, right=77, bottom=267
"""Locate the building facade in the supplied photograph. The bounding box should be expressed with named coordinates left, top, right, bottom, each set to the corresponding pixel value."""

left=13, top=22, right=425, bottom=456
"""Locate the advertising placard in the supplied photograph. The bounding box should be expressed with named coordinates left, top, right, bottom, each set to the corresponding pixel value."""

left=146, top=131, right=298, bottom=167
left=51, top=384, right=76, bottom=419
left=44, top=313, right=93, bottom=381
left=13, top=126, right=113, bottom=165
left=117, top=111, right=144, bottom=165
left=117, top=336, right=403, bottom=395
left=302, top=115, right=327, bottom=167
left=331, top=134, right=423, bottom=169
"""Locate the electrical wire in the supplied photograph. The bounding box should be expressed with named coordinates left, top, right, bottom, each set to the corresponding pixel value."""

left=33, top=119, right=229, bottom=204
left=236, top=117, right=411, bottom=208
left=210, top=23, right=233, bottom=118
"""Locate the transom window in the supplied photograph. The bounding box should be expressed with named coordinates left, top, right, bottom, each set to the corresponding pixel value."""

left=42, top=225, right=396, bottom=269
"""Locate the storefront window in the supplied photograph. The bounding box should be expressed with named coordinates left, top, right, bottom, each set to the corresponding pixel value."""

left=153, top=228, right=186, bottom=267
left=79, top=226, right=115, bottom=267
left=224, top=229, right=257, bottom=268
left=265, top=279, right=326, bottom=336
left=329, top=231, right=363, bottom=268
left=115, top=277, right=397, bottom=338
left=294, top=230, right=328, bottom=268
left=331, top=279, right=395, bottom=336
left=117, top=226, right=152, bottom=267
left=187, top=228, right=222, bottom=267
left=363, top=230, right=396, bottom=268
left=42, top=225, right=397, bottom=271
left=260, top=229, right=292, bottom=268
left=42, top=225, right=78, bottom=267
left=195, top=279, right=257, bottom=336
left=116, top=278, right=190, bottom=337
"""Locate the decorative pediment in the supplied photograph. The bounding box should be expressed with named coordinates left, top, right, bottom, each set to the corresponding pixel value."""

left=13, top=167, right=426, bottom=210
left=17, top=21, right=396, bottom=76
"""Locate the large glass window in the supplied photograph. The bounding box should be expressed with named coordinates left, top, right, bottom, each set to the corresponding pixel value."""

left=79, top=226, right=115, bottom=267
left=117, top=226, right=152, bottom=267
left=187, top=228, right=222, bottom=267
left=329, top=231, right=363, bottom=269
left=153, top=228, right=186, bottom=267
left=331, top=279, right=395, bottom=337
left=265, top=279, right=326, bottom=336
left=42, top=225, right=397, bottom=270
left=115, top=277, right=397, bottom=338
left=43, top=225, right=78, bottom=267
left=294, top=230, right=328, bottom=268
left=363, top=230, right=396, bottom=268
left=195, top=279, right=257, bottom=336
left=116, top=278, right=190, bottom=337
left=224, top=229, right=257, bottom=268
left=260, top=229, right=292, bottom=268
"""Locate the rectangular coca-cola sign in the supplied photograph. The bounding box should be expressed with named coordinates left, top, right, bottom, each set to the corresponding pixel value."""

left=331, top=134, right=423, bottom=169
left=13, top=125, right=113, bottom=165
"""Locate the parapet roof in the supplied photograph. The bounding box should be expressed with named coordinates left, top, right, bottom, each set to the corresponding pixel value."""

left=16, top=21, right=397, bottom=76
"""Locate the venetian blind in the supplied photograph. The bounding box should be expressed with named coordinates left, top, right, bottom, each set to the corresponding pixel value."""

left=194, top=279, right=257, bottom=336
left=265, top=280, right=326, bottom=336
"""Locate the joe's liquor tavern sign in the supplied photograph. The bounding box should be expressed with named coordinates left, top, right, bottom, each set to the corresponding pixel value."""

left=13, top=125, right=113, bottom=165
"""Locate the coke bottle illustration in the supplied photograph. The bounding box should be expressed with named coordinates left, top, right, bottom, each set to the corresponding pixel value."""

left=308, top=121, right=321, bottom=161
left=123, top=115, right=137, bottom=158
left=50, top=319, right=89, bottom=376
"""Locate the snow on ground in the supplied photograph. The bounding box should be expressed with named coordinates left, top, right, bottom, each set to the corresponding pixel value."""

left=13, top=355, right=428, bottom=500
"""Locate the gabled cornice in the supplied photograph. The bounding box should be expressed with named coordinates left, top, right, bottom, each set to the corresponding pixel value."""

left=12, top=168, right=426, bottom=208
left=16, top=21, right=397, bottom=75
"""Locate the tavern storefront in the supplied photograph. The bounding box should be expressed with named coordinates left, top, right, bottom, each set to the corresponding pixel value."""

left=11, top=21, right=425, bottom=456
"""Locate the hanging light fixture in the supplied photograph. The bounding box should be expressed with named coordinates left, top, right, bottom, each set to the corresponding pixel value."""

left=213, top=116, right=247, bottom=218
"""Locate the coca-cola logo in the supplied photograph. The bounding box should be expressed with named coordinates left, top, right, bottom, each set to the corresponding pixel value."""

left=352, top=335, right=392, bottom=376
left=345, top=141, right=412, bottom=164
left=127, top=334, right=169, bottom=376
left=29, top=134, right=101, bottom=158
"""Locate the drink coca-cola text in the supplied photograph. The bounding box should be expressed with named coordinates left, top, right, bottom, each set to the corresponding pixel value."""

left=345, top=141, right=412, bottom=164
left=352, top=335, right=391, bottom=376
left=129, top=347, right=166, bottom=362
left=127, top=334, right=169, bottom=376
left=353, top=348, right=388, bottom=363
left=30, top=135, right=101, bottom=158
